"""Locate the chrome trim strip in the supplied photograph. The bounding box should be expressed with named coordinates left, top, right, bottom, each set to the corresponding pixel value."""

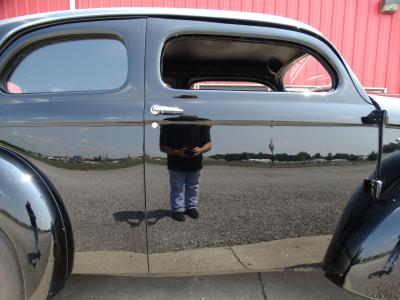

left=0, top=120, right=367, bottom=128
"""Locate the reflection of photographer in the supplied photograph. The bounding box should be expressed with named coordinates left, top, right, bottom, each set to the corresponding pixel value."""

left=160, top=116, right=212, bottom=221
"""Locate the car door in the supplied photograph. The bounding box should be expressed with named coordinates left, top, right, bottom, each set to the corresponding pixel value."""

left=0, top=18, right=148, bottom=276
left=144, top=17, right=379, bottom=274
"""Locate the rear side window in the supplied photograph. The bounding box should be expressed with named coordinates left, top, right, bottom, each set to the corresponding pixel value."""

left=282, top=54, right=332, bottom=92
left=6, top=38, right=128, bottom=93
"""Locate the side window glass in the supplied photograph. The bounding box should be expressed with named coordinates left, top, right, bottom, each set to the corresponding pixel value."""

left=282, top=54, right=332, bottom=93
left=161, top=35, right=335, bottom=93
left=6, top=39, right=128, bottom=93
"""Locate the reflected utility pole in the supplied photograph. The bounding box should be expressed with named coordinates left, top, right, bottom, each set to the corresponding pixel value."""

left=269, top=139, right=275, bottom=163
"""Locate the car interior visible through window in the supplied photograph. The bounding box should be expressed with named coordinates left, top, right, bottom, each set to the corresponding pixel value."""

left=161, top=35, right=334, bottom=93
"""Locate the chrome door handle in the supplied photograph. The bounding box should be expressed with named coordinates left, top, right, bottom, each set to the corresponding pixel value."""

left=150, top=104, right=184, bottom=116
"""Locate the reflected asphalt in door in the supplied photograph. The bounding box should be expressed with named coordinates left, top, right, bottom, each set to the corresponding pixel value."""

left=36, top=160, right=374, bottom=253
left=54, top=271, right=365, bottom=300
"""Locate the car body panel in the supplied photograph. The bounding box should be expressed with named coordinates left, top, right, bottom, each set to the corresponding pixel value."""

left=144, top=17, right=378, bottom=275
left=0, top=17, right=148, bottom=289
left=370, top=95, right=400, bottom=128
left=324, top=148, right=400, bottom=299
left=323, top=97, right=400, bottom=299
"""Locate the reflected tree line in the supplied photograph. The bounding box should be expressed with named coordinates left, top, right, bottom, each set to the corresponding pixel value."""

left=210, top=151, right=379, bottom=162
left=4, top=139, right=400, bottom=170
left=208, top=139, right=400, bottom=163
left=0, top=140, right=142, bottom=170
left=383, top=142, right=400, bottom=154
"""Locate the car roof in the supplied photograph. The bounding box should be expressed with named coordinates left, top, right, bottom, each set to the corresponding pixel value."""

left=0, top=8, right=323, bottom=46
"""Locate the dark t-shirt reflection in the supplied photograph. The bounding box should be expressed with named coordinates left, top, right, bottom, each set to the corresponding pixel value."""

left=159, top=116, right=211, bottom=172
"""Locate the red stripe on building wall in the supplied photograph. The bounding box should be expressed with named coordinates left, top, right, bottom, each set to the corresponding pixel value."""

left=1, top=0, right=399, bottom=94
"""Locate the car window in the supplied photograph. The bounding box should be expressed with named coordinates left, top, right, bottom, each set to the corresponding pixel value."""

left=161, top=35, right=334, bottom=92
left=6, top=38, right=128, bottom=93
left=282, top=54, right=333, bottom=92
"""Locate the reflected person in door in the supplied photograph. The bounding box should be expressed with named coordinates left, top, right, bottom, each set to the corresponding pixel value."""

left=160, top=116, right=212, bottom=221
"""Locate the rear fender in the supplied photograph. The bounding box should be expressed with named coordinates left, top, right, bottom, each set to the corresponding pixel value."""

left=324, top=152, right=400, bottom=299
left=0, top=146, right=73, bottom=299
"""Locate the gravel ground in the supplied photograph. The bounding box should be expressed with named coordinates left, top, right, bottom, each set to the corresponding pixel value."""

left=146, top=163, right=374, bottom=253
left=32, top=160, right=147, bottom=253
left=34, top=160, right=375, bottom=253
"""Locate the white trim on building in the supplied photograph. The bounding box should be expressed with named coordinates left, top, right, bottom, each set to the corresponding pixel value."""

left=69, top=0, right=76, bottom=10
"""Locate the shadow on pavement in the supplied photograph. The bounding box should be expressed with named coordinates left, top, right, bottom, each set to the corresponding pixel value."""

left=114, top=209, right=171, bottom=228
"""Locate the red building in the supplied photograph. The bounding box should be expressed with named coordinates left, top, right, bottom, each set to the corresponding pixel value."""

left=1, top=0, right=399, bottom=94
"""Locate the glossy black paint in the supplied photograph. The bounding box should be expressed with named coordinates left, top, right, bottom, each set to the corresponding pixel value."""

left=144, top=17, right=378, bottom=275
left=0, top=16, right=147, bottom=298
left=325, top=151, right=400, bottom=299
left=22, top=148, right=75, bottom=288
left=0, top=146, right=72, bottom=298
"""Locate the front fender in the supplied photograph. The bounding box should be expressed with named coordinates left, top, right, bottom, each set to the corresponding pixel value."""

left=324, top=152, right=400, bottom=299
left=0, top=146, right=73, bottom=299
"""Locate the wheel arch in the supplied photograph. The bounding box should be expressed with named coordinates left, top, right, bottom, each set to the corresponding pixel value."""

left=324, top=151, right=400, bottom=298
left=0, top=145, right=74, bottom=298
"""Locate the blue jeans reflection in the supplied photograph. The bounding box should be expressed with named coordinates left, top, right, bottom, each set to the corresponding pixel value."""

left=168, top=170, right=201, bottom=212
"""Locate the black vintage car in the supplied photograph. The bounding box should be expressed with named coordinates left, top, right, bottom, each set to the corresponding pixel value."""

left=0, top=8, right=400, bottom=299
